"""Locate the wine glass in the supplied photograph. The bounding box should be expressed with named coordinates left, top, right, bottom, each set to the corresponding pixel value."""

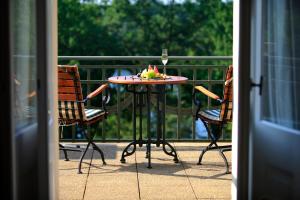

left=161, top=49, right=168, bottom=77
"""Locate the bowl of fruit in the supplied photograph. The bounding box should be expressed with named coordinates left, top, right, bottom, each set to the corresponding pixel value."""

left=138, top=65, right=167, bottom=79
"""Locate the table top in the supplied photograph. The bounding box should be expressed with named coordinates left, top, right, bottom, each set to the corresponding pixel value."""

left=108, top=75, right=188, bottom=85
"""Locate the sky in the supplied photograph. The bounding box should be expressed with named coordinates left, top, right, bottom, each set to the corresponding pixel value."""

left=161, top=0, right=232, bottom=3
left=142, top=0, right=232, bottom=4
left=82, top=0, right=232, bottom=5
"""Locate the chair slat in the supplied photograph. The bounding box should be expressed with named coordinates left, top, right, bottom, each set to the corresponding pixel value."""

left=58, top=93, right=78, bottom=101
left=58, top=67, right=77, bottom=73
left=58, top=80, right=78, bottom=87
left=58, top=86, right=79, bottom=93
left=58, top=72, right=77, bottom=80
left=219, top=65, right=233, bottom=122
left=58, top=65, right=85, bottom=124
left=58, top=87, right=83, bottom=99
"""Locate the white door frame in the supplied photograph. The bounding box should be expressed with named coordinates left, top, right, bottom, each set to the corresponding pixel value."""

left=42, top=0, right=58, bottom=199
left=35, top=0, right=58, bottom=199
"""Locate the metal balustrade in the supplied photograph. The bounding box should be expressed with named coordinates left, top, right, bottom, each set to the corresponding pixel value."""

left=58, top=56, right=232, bottom=142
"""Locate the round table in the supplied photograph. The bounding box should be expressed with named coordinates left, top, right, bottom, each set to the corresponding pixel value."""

left=108, top=75, right=188, bottom=85
left=108, top=75, right=188, bottom=168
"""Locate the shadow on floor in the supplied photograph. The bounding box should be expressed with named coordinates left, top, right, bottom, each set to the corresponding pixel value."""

left=87, top=157, right=230, bottom=181
left=59, top=143, right=118, bottom=160
left=59, top=143, right=231, bottom=181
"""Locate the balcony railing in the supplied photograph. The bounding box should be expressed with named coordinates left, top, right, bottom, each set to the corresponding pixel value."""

left=58, top=56, right=232, bottom=142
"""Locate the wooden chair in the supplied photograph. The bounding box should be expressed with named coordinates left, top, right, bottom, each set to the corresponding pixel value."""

left=193, top=65, right=233, bottom=173
left=58, top=65, right=110, bottom=174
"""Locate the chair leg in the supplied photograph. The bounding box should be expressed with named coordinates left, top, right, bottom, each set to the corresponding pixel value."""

left=59, top=126, right=69, bottom=161
left=91, top=142, right=106, bottom=165
left=197, top=142, right=213, bottom=165
left=197, top=120, right=231, bottom=173
left=213, top=141, right=230, bottom=174
left=197, top=120, right=214, bottom=165
left=78, top=131, right=106, bottom=173
left=198, top=142, right=231, bottom=173
left=59, top=143, right=69, bottom=161
left=78, top=142, right=91, bottom=174
left=78, top=138, right=107, bottom=174
left=220, top=148, right=230, bottom=174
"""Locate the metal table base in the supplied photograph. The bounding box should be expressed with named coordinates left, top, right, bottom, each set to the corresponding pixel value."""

left=120, top=85, right=179, bottom=168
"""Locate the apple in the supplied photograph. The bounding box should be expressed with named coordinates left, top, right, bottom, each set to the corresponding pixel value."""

left=141, top=69, right=148, bottom=78
left=148, top=64, right=153, bottom=71
left=147, top=69, right=156, bottom=79
left=154, top=65, right=159, bottom=74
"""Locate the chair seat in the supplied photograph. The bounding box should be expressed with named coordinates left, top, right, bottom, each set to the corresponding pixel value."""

left=84, top=108, right=106, bottom=121
left=197, top=109, right=221, bottom=123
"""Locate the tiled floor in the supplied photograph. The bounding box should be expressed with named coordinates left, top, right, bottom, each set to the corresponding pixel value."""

left=59, top=142, right=231, bottom=200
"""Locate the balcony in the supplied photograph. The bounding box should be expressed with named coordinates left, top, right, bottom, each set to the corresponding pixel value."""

left=58, top=56, right=232, bottom=199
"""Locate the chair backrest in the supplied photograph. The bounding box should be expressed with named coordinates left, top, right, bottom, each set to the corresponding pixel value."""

left=58, top=65, right=86, bottom=124
left=219, top=65, right=233, bottom=122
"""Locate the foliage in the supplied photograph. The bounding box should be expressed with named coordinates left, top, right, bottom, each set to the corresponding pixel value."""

left=58, top=0, right=233, bottom=56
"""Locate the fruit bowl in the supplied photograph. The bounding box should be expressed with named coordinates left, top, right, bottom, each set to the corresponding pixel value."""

left=138, top=65, right=167, bottom=80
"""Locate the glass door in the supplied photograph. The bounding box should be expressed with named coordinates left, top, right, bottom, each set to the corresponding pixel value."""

left=250, top=0, right=300, bottom=199
left=11, top=0, right=39, bottom=198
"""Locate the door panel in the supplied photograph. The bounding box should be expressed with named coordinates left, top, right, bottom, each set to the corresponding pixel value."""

left=251, top=0, right=300, bottom=199
left=11, top=0, right=39, bottom=199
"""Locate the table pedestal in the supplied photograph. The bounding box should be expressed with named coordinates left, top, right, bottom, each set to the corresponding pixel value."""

left=120, top=85, right=179, bottom=168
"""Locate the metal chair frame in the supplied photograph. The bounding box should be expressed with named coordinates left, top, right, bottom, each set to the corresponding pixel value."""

left=193, top=65, right=233, bottom=174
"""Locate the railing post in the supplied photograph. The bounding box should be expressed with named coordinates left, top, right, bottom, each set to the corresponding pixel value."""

left=177, top=68, right=182, bottom=140
left=117, top=68, right=121, bottom=140
left=207, top=67, right=212, bottom=110
left=86, top=69, right=92, bottom=139
left=102, top=68, right=106, bottom=141
left=192, top=68, right=196, bottom=140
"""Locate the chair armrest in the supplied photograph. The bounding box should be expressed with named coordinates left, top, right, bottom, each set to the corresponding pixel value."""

left=102, top=87, right=111, bottom=106
left=193, top=86, right=222, bottom=119
left=194, top=86, right=221, bottom=101
left=225, top=77, right=233, bottom=86
left=83, top=83, right=110, bottom=114
left=86, top=84, right=109, bottom=100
